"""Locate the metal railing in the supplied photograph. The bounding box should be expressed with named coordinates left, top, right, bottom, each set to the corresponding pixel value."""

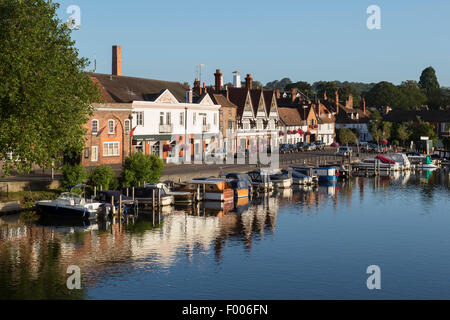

left=159, top=124, right=173, bottom=133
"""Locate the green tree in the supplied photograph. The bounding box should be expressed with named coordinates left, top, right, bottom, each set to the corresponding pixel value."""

left=419, top=66, right=441, bottom=109
left=396, top=124, right=410, bottom=147
left=285, top=81, right=314, bottom=97
left=370, top=128, right=383, bottom=145
left=408, top=118, right=438, bottom=142
left=316, top=81, right=339, bottom=101
left=397, top=80, right=427, bottom=110
left=122, top=153, right=164, bottom=187
left=337, top=128, right=357, bottom=147
left=61, top=164, right=87, bottom=188
left=338, top=84, right=361, bottom=107
left=88, top=165, right=118, bottom=190
left=381, top=121, right=392, bottom=140
left=0, top=0, right=99, bottom=174
left=365, top=81, right=402, bottom=109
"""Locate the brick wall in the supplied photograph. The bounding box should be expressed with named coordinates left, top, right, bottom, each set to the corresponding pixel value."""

left=81, top=106, right=132, bottom=167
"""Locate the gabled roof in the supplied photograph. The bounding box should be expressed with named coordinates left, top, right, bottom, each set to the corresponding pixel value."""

left=249, top=90, right=265, bottom=116
left=210, top=94, right=237, bottom=109
left=278, top=107, right=304, bottom=126
left=228, top=87, right=253, bottom=117
left=88, top=72, right=187, bottom=103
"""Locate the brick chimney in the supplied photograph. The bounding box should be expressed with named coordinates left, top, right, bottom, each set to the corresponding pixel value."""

left=323, top=91, right=327, bottom=101
left=275, top=89, right=280, bottom=99
left=214, top=69, right=223, bottom=93
left=346, top=94, right=353, bottom=109
left=362, top=98, right=366, bottom=114
left=245, top=74, right=253, bottom=90
left=335, top=90, right=339, bottom=105
left=202, top=82, right=206, bottom=95
left=112, top=45, right=122, bottom=76
left=193, top=78, right=201, bottom=96
left=291, top=88, right=296, bottom=103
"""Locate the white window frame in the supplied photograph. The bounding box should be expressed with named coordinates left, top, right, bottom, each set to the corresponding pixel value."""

left=108, top=120, right=115, bottom=134
left=136, top=112, right=144, bottom=126
left=180, top=112, right=184, bottom=126
left=124, top=119, right=130, bottom=135
left=92, top=146, right=98, bottom=162
left=103, top=142, right=120, bottom=157
left=92, top=119, right=99, bottom=135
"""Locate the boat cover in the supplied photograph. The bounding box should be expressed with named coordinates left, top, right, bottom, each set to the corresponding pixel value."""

left=375, top=155, right=396, bottom=164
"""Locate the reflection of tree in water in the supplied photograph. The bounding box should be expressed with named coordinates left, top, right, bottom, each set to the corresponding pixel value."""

left=0, top=229, right=86, bottom=300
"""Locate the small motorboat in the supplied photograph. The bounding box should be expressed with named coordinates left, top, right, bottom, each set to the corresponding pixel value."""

left=269, top=170, right=293, bottom=189
left=247, top=169, right=274, bottom=192
left=96, top=190, right=138, bottom=217
left=415, top=156, right=439, bottom=170
left=386, top=153, right=411, bottom=170
left=290, top=166, right=318, bottom=183
left=229, top=179, right=250, bottom=199
left=281, top=169, right=312, bottom=185
left=291, top=166, right=338, bottom=183
left=185, top=178, right=234, bottom=202
left=147, top=183, right=195, bottom=204
left=134, top=184, right=174, bottom=207
left=35, top=185, right=102, bottom=220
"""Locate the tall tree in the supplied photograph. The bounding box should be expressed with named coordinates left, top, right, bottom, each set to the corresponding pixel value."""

left=0, top=0, right=99, bottom=174
left=316, top=81, right=339, bottom=101
left=419, top=66, right=441, bottom=109
left=397, top=80, right=427, bottom=110
left=396, top=124, right=410, bottom=147
left=365, top=81, right=402, bottom=109
left=285, top=81, right=314, bottom=98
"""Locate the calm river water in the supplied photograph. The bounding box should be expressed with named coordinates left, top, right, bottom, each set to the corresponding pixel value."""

left=1, top=170, right=449, bottom=300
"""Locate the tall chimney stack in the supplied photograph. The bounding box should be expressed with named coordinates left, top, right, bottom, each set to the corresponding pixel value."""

left=112, top=45, right=122, bottom=76
left=233, top=71, right=241, bottom=88
left=214, top=69, right=223, bottom=93
left=245, top=74, right=253, bottom=90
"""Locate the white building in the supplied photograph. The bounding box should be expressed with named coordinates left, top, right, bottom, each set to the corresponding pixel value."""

left=131, top=89, right=220, bottom=161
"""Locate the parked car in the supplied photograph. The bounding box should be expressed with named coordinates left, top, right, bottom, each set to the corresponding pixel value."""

left=337, top=146, right=353, bottom=156
left=305, top=143, right=317, bottom=151
left=288, top=144, right=298, bottom=153
left=280, top=144, right=291, bottom=154
left=315, top=141, right=325, bottom=150
left=296, top=142, right=308, bottom=152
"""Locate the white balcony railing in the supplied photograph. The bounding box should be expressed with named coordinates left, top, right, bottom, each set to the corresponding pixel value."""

left=159, top=124, right=173, bottom=133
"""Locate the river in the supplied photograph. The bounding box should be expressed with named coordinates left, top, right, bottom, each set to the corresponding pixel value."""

left=0, top=170, right=449, bottom=299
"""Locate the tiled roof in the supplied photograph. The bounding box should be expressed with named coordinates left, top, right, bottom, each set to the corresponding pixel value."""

left=88, top=73, right=187, bottom=103
left=278, top=107, right=304, bottom=126
left=228, top=87, right=250, bottom=117
left=210, top=94, right=237, bottom=109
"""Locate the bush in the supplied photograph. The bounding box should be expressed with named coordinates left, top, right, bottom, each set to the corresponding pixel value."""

left=88, top=165, right=118, bottom=190
left=61, top=164, right=87, bottom=188
left=121, top=152, right=164, bottom=187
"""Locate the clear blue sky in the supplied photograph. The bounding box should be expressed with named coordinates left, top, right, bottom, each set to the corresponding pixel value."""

left=56, top=0, right=450, bottom=87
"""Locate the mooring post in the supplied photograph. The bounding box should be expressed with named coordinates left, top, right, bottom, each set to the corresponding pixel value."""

left=132, top=187, right=135, bottom=201
left=100, top=185, right=103, bottom=191
left=111, top=195, right=115, bottom=215
left=197, top=185, right=200, bottom=202
left=203, top=184, right=206, bottom=201
left=119, top=195, right=123, bottom=218
left=126, top=188, right=129, bottom=197
left=94, top=186, right=97, bottom=198
left=152, top=189, right=155, bottom=208
left=158, top=188, right=161, bottom=207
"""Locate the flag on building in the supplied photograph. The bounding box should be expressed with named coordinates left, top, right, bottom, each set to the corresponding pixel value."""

left=129, top=126, right=137, bottom=137
left=96, top=126, right=107, bottom=137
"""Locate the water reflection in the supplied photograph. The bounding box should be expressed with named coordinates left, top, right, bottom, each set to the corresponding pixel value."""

left=0, top=170, right=449, bottom=299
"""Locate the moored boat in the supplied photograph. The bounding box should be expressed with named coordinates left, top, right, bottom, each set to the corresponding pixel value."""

left=269, top=170, right=293, bottom=189
left=247, top=169, right=274, bottom=192
left=186, top=178, right=234, bottom=202
left=291, top=166, right=337, bottom=183
left=134, top=184, right=174, bottom=207
left=35, top=185, right=103, bottom=220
